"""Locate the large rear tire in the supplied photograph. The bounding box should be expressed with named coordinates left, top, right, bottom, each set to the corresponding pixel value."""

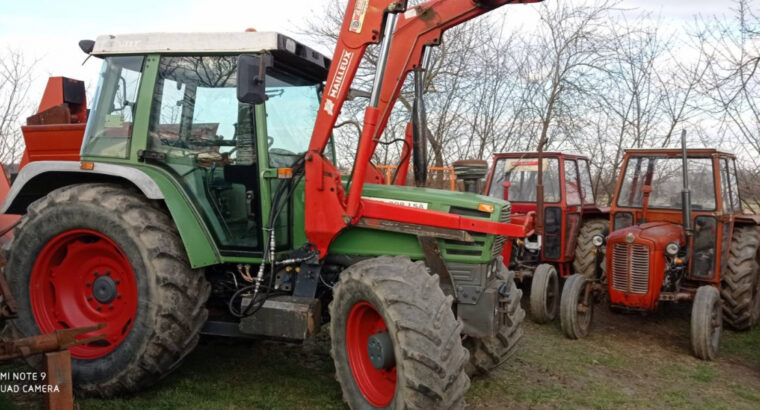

left=722, top=225, right=760, bottom=330
left=329, top=256, right=469, bottom=409
left=464, top=265, right=525, bottom=377
left=529, top=264, right=558, bottom=324
left=560, top=273, right=593, bottom=339
left=7, top=183, right=210, bottom=397
left=573, top=218, right=609, bottom=279
left=691, top=286, right=722, bottom=361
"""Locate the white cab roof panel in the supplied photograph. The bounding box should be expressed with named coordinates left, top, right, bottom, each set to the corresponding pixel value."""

left=92, top=32, right=283, bottom=55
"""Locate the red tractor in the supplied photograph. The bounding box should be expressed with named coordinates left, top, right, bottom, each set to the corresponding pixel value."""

left=560, top=135, right=760, bottom=360
left=483, top=152, right=608, bottom=322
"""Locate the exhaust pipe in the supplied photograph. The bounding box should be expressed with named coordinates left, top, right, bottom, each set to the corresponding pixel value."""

left=681, top=129, right=692, bottom=239
left=411, top=48, right=432, bottom=187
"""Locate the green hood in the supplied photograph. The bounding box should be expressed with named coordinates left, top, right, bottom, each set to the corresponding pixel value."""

left=327, top=184, right=510, bottom=264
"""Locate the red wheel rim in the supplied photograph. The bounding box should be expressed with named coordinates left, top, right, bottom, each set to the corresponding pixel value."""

left=30, top=229, right=138, bottom=359
left=346, top=301, right=396, bottom=407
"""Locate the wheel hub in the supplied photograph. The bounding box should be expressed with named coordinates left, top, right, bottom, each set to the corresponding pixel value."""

left=92, top=274, right=118, bottom=304
left=367, top=332, right=395, bottom=370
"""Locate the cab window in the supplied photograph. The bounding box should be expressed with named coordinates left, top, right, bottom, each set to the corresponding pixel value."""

left=264, top=73, right=322, bottom=167
left=564, top=159, right=581, bottom=206
left=82, top=56, right=144, bottom=158
left=578, top=159, right=595, bottom=205
left=617, top=156, right=716, bottom=210
left=489, top=157, right=561, bottom=203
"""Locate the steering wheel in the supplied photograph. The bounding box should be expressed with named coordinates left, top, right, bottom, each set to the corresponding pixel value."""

left=268, top=136, right=274, bottom=148
left=161, top=138, right=189, bottom=149
left=269, top=148, right=298, bottom=157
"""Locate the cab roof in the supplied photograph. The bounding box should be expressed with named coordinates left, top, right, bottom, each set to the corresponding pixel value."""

left=92, top=32, right=313, bottom=56
left=492, top=152, right=589, bottom=160
left=87, top=31, right=331, bottom=83
left=624, top=148, right=735, bottom=159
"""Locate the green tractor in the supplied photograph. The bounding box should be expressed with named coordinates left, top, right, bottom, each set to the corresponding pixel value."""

left=0, top=1, right=544, bottom=407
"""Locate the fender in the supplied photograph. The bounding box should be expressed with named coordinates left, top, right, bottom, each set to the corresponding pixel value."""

left=1, top=160, right=220, bottom=268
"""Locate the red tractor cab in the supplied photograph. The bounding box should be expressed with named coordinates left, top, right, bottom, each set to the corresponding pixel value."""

left=484, top=152, right=609, bottom=322
left=560, top=141, right=760, bottom=360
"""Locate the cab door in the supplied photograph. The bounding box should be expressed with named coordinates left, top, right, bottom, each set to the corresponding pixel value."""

left=562, top=159, right=582, bottom=260
left=145, top=55, right=263, bottom=252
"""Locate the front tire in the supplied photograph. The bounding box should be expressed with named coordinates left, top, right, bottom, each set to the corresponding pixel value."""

left=560, top=273, right=593, bottom=339
left=464, top=266, right=525, bottom=377
left=529, top=264, right=558, bottom=323
left=7, top=183, right=210, bottom=397
left=691, top=286, right=722, bottom=361
left=722, top=225, right=760, bottom=330
left=329, top=256, right=469, bottom=409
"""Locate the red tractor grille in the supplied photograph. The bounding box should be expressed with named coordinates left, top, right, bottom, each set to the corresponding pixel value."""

left=611, top=242, right=650, bottom=294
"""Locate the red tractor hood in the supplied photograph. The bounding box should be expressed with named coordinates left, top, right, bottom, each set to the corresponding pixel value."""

left=607, top=221, right=685, bottom=250
left=605, top=221, right=686, bottom=311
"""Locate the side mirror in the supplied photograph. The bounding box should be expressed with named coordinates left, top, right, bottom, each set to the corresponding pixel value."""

left=237, top=54, right=273, bottom=105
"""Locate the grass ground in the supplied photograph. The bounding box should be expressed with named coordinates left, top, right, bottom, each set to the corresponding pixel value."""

left=2, top=301, right=759, bottom=409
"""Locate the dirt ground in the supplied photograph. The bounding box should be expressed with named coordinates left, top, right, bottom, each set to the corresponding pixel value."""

left=2, top=300, right=759, bottom=409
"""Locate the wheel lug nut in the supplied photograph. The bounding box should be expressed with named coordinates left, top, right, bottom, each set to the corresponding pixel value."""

left=115, top=280, right=120, bottom=285
left=93, top=271, right=99, bottom=277
left=96, top=306, right=102, bottom=311
left=108, top=305, right=114, bottom=310
left=87, top=296, right=93, bottom=301
left=85, top=282, right=92, bottom=287
left=117, top=294, right=122, bottom=299
left=106, top=270, right=111, bottom=276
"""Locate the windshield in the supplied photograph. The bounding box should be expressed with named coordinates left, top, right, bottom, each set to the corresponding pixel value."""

left=617, top=156, right=716, bottom=210
left=489, top=157, right=560, bottom=202
left=265, top=74, right=321, bottom=167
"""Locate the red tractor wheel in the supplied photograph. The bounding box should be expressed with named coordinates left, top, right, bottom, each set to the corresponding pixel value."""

left=30, top=229, right=138, bottom=359
left=345, top=301, right=397, bottom=407
left=7, top=184, right=210, bottom=397
left=330, top=256, right=469, bottom=409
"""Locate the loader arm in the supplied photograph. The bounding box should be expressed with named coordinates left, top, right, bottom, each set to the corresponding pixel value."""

left=306, top=0, right=543, bottom=256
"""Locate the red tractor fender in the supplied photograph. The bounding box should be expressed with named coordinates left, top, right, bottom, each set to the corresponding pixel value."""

left=735, top=214, right=760, bottom=226
left=582, top=205, right=610, bottom=217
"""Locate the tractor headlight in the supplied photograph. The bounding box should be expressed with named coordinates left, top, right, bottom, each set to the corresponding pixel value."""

left=592, top=234, right=605, bottom=247
left=666, top=242, right=680, bottom=256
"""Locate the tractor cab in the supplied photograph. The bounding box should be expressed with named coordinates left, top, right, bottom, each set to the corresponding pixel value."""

left=77, top=32, right=331, bottom=252
left=484, top=152, right=609, bottom=323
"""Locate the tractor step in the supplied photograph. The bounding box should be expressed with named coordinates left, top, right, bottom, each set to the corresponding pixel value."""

left=238, top=296, right=321, bottom=340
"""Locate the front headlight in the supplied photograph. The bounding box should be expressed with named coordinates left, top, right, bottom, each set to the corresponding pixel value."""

left=591, top=234, right=605, bottom=247
left=666, top=242, right=680, bottom=256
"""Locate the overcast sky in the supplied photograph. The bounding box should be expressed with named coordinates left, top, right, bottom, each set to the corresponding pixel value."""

left=0, top=0, right=738, bottom=102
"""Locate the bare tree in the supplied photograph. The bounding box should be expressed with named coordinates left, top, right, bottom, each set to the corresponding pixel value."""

left=0, top=49, right=34, bottom=166
left=591, top=13, right=670, bottom=198
left=698, top=0, right=760, bottom=207
left=521, top=0, right=618, bottom=154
